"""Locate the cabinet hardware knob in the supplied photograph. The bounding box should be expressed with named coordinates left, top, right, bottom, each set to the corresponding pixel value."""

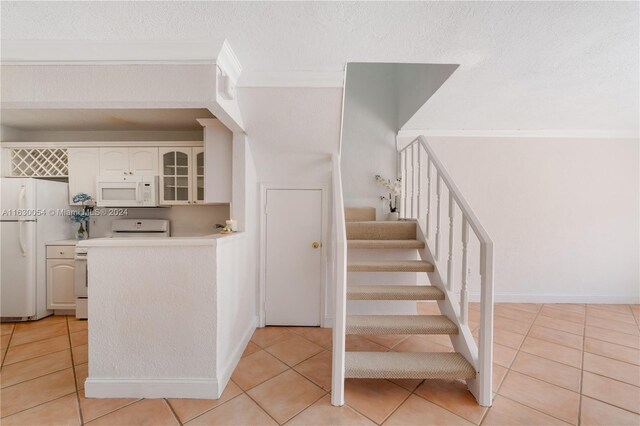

left=312, top=242, right=321, bottom=249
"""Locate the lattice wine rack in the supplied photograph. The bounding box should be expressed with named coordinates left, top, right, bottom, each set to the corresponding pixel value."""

left=10, top=148, right=69, bottom=177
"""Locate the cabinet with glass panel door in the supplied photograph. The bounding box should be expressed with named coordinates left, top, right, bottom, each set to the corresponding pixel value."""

left=192, top=147, right=205, bottom=204
left=159, top=147, right=196, bottom=205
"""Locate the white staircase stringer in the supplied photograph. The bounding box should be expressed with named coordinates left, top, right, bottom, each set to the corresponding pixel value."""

left=415, top=221, right=484, bottom=402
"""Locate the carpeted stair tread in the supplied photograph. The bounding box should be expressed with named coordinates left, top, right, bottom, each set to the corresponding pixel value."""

left=348, top=260, right=434, bottom=272
left=346, top=221, right=416, bottom=240
left=346, top=315, right=458, bottom=335
left=348, top=239, right=425, bottom=249
left=345, top=207, right=376, bottom=222
left=347, top=285, right=444, bottom=301
left=345, top=352, right=476, bottom=380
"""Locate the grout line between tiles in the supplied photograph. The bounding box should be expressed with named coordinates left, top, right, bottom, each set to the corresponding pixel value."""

left=0, top=390, right=78, bottom=421
left=163, top=398, right=183, bottom=426
left=181, top=392, right=245, bottom=425
left=1, top=323, right=16, bottom=366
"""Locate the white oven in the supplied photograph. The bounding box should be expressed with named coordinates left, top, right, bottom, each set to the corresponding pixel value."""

left=96, top=175, right=158, bottom=207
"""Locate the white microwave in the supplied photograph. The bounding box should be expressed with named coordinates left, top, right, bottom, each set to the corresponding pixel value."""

left=96, top=176, right=159, bottom=207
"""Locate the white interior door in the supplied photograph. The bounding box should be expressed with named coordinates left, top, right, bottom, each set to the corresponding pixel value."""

left=265, top=189, right=322, bottom=326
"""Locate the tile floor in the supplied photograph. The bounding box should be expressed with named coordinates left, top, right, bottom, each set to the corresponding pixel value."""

left=1, top=303, right=639, bottom=425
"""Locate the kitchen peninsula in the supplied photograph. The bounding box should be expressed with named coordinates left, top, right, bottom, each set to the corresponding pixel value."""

left=79, top=232, right=256, bottom=399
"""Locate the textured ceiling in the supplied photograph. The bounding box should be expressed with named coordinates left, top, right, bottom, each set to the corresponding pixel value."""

left=1, top=1, right=638, bottom=132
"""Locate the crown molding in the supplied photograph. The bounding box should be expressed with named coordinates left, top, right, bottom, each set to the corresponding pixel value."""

left=0, top=141, right=203, bottom=148
left=238, top=70, right=344, bottom=88
left=216, top=40, right=242, bottom=84
left=398, top=129, right=639, bottom=140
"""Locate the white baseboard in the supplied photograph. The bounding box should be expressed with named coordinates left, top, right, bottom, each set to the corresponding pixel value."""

left=217, top=316, right=258, bottom=394
left=85, top=377, right=220, bottom=399
left=469, top=293, right=640, bottom=304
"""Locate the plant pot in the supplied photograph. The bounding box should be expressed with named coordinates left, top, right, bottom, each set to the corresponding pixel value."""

left=387, top=212, right=400, bottom=221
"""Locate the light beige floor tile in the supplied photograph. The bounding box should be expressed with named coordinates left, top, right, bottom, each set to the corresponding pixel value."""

left=14, top=315, right=67, bottom=332
left=87, top=399, right=178, bottom=425
left=583, top=352, right=640, bottom=386
left=493, top=343, right=518, bottom=368
left=416, top=302, right=443, bottom=315
left=420, top=334, right=454, bottom=348
left=295, top=327, right=333, bottom=349
left=588, top=304, right=635, bottom=315
left=414, top=379, right=488, bottom=424
left=10, top=322, right=68, bottom=346
left=3, top=335, right=69, bottom=365
left=67, top=319, right=88, bottom=334
left=230, top=350, right=288, bottom=390
left=506, top=303, right=543, bottom=314
left=0, top=368, right=76, bottom=417
left=534, top=316, right=584, bottom=336
left=389, top=378, right=424, bottom=392
left=1, top=349, right=72, bottom=388
left=1, top=323, right=15, bottom=336
left=344, top=378, right=410, bottom=424
left=288, top=394, right=375, bottom=425
left=75, top=363, right=88, bottom=390
left=360, top=334, right=408, bottom=348
left=582, top=371, right=640, bottom=414
left=186, top=393, right=277, bottom=425
left=587, top=306, right=637, bottom=324
left=473, top=327, right=524, bottom=349
left=293, top=350, right=332, bottom=391
left=384, top=394, right=473, bottom=426
left=482, top=395, right=571, bottom=425
left=70, top=331, right=88, bottom=348
left=585, top=325, right=640, bottom=349
left=78, top=395, right=140, bottom=423
left=498, top=371, right=580, bottom=424
left=494, top=305, right=538, bottom=322
left=346, top=335, right=389, bottom=352
left=511, top=351, right=581, bottom=391
left=540, top=306, right=585, bottom=324
left=520, top=336, right=582, bottom=368
left=543, top=304, right=585, bottom=315
left=585, top=337, right=640, bottom=365
left=247, top=369, right=325, bottom=424
left=241, top=341, right=261, bottom=358
left=251, top=327, right=293, bottom=348
left=528, top=325, right=584, bottom=350
left=493, top=315, right=531, bottom=334
left=1, top=334, right=11, bottom=349
left=585, top=315, right=640, bottom=335
left=492, top=364, right=509, bottom=392
left=265, top=334, right=323, bottom=366
left=580, top=396, right=640, bottom=426
left=168, top=380, right=242, bottom=423
left=0, top=393, right=80, bottom=426
left=72, top=344, right=88, bottom=365
left=392, top=335, right=452, bottom=353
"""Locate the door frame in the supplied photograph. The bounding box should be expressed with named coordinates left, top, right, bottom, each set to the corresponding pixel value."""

left=259, top=184, right=329, bottom=328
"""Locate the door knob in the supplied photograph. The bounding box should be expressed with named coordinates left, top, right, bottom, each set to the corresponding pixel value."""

left=312, top=242, right=321, bottom=249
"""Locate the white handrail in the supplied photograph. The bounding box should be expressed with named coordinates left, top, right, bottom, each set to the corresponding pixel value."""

left=331, top=153, right=347, bottom=407
left=399, top=135, right=494, bottom=406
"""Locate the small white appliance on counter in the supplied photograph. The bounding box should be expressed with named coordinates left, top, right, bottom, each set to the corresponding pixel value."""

left=95, top=175, right=158, bottom=207
left=74, top=219, right=170, bottom=319
left=1, top=178, right=74, bottom=321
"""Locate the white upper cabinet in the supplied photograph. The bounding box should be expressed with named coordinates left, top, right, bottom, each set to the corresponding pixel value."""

left=159, top=148, right=193, bottom=205
left=129, top=148, right=159, bottom=175
left=99, top=147, right=158, bottom=176
left=68, top=148, right=100, bottom=205
left=198, top=119, right=232, bottom=204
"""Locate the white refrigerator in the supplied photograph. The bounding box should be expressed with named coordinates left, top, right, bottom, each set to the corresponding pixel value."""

left=1, top=178, right=74, bottom=320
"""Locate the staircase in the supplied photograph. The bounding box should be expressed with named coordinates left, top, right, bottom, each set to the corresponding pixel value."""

left=343, top=213, right=476, bottom=382
left=331, top=136, right=494, bottom=408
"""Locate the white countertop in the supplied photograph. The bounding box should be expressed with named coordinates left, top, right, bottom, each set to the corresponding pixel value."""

left=46, top=239, right=78, bottom=246
left=77, top=232, right=243, bottom=247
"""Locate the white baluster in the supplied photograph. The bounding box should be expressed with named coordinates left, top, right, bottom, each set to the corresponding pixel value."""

left=447, top=193, right=455, bottom=292
left=403, top=149, right=408, bottom=217
left=417, top=145, right=422, bottom=220
left=410, top=143, right=416, bottom=218
left=435, top=174, right=441, bottom=260
left=425, top=160, right=431, bottom=238
left=460, top=216, right=469, bottom=325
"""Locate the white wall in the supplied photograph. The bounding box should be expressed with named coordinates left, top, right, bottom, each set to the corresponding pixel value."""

left=421, top=136, right=639, bottom=303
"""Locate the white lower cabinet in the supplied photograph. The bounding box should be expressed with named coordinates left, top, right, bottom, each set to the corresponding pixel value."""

left=46, top=247, right=75, bottom=310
